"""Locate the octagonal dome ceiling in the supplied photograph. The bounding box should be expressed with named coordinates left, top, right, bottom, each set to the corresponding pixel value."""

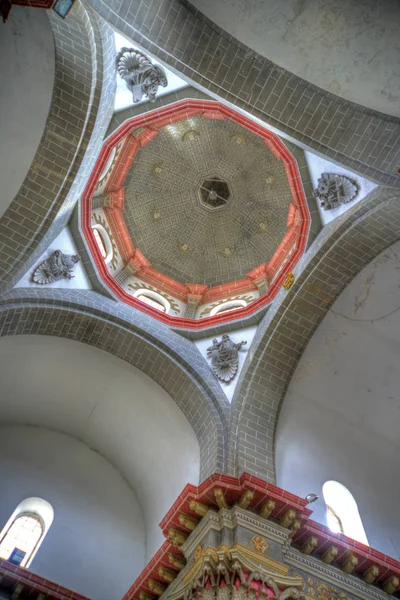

left=123, top=115, right=293, bottom=287
left=83, top=100, right=310, bottom=328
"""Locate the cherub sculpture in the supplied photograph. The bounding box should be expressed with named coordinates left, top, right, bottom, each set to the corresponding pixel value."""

left=207, top=334, right=247, bottom=383
left=116, top=47, right=168, bottom=103
left=32, top=250, right=80, bottom=284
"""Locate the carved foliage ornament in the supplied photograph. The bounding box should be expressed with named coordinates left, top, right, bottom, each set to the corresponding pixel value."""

left=306, top=578, right=349, bottom=600
left=207, top=334, right=247, bottom=383
left=252, top=536, right=269, bottom=555
left=313, top=173, right=358, bottom=211
left=32, top=250, right=80, bottom=285
left=178, top=549, right=305, bottom=600
left=116, top=48, right=168, bottom=103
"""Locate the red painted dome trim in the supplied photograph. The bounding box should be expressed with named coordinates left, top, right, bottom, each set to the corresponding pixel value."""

left=82, top=99, right=311, bottom=329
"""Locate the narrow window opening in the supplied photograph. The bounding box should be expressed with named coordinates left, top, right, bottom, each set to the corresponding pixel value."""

left=0, top=498, right=54, bottom=567
left=137, top=294, right=166, bottom=312
left=0, top=514, right=43, bottom=567
left=93, top=228, right=107, bottom=259
left=322, top=481, right=368, bottom=545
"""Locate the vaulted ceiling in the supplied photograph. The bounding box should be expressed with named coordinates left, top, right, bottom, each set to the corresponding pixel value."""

left=124, top=115, right=293, bottom=286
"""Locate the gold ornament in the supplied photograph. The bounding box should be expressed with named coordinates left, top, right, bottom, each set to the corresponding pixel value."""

left=342, top=550, right=358, bottom=574
left=302, top=536, right=318, bottom=555
left=178, top=513, right=199, bottom=531
left=188, top=500, right=210, bottom=517
left=237, top=489, right=254, bottom=509
left=280, top=509, right=296, bottom=528
left=194, top=545, right=203, bottom=562
left=363, top=565, right=379, bottom=584
left=214, top=487, right=229, bottom=509
left=259, top=498, right=276, bottom=519
left=251, top=536, right=269, bottom=554
left=283, top=272, right=295, bottom=290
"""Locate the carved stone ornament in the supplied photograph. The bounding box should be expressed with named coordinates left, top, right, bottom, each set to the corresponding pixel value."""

left=32, top=250, right=80, bottom=285
left=207, top=335, right=247, bottom=383
left=313, top=173, right=358, bottom=211
left=116, top=47, right=168, bottom=103
left=252, top=536, right=269, bottom=554
left=170, top=545, right=305, bottom=600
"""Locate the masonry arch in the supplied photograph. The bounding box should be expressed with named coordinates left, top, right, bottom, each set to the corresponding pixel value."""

left=0, top=293, right=228, bottom=487
left=85, top=0, right=400, bottom=187
left=229, top=186, right=400, bottom=482
left=0, top=1, right=115, bottom=288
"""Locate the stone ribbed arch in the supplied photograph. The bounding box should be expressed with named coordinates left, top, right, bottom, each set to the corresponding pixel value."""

left=0, top=2, right=115, bottom=289
left=228, top=186, right=400, bottom=482
left=86, top=0, right=400, bottom=187
left=0, top=289, right=229, bottom=480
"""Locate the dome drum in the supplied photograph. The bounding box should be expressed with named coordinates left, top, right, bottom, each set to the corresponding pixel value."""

left=82, top=100, right=310, bottom=329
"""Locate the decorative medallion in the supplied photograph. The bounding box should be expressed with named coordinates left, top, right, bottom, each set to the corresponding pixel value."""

left=252, top=535, right=269, bottom=554
left=220, top=247, right=235, bottom=258
left=207, top=334, right=247, bottom=383
left=182, top=130, right=200, bottom=142
left=231, top=134, right=246, bottom=145
left=283, top=272, right=295, bottom=290
left=178, top=242, right=192, bottom=254
left=116, top=47, right=168, bottom=103
left=151, top=162, right=163, bottom=178
left=257, top=219, right=269, bottom=233
left=265, top=172, right=274, bottom=185
left=32, top=250, right=80, bottom=285
left=151, top=207, right=162, bottom=222
left=313, top=173, right=358, bottom=211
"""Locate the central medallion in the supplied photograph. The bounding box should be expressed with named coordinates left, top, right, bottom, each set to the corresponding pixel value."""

left=198, top=176, right=231, bottom=211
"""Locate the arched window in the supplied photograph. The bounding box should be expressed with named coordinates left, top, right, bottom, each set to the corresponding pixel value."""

left=0, top=498, right=54, bottom=567
left=134, top=289, right=170, bottom=313
left=322, top=481, right=368, bottom=545
left=92, top=225, right=113, bottom=265
left=210, top=299, right=247, bottom=316
left=93, top=228, right=107, bottom=259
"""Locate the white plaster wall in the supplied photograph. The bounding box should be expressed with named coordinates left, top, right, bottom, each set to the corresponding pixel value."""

left=0, top=335, right=200, bottom=560
left=304, top=151, right=377, bottom=225
left=276, top=240, right=400, bottom=559
left=0, top=7, right=55, bottom=217
left=190, top=0, right=400, bottom=117
left=15, top=227, right=92, bottom=289
left=194, top=326, right=257, bottom=402
left=0, top=426, right=145, bottom=600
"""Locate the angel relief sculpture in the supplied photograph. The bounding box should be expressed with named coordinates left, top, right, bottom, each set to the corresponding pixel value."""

left=116, top=47, right=168, bottom=103
left=207, top=334, right=247, bottom=383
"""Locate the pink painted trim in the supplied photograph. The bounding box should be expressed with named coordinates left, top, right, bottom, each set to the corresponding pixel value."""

left=82, top=100, right=311, bottom=330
